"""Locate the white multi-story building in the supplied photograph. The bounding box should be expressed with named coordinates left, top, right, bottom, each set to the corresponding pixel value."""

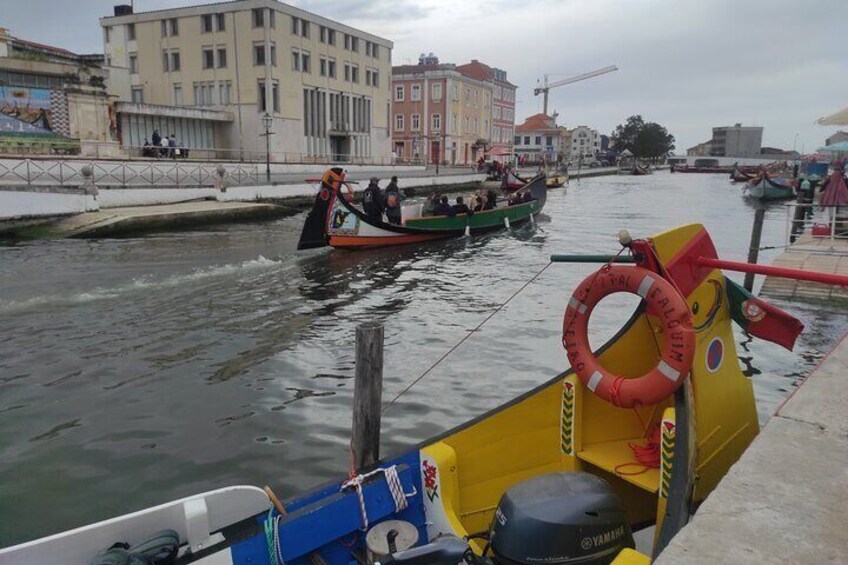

left=100, top=0, right=393, bottom=161
left=569, top=125, right=600, bottom=161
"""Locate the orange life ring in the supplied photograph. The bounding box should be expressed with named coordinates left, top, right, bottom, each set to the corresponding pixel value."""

left=562, top=265, right=695, bottom=408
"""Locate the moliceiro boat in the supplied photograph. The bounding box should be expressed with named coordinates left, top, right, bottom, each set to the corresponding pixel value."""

left=1, top=223, right=806, bottom=565
left=297, top=167, right=546, bottom=250
left=745, top=171, right=797, bottom=201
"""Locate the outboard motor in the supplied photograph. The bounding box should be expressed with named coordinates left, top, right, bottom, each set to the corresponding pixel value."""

left=488, top=472, right=634, bottom=564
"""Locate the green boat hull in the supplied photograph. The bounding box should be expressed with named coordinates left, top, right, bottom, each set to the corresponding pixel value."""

left=404, top=200, right=542, bottom=231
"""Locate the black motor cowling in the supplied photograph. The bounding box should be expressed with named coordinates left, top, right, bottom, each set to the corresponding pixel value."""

left=489, top=472, right=634, bottom=565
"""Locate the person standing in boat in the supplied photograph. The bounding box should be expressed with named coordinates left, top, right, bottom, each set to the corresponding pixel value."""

left=363, top=177, right=385, bottom=221
left=384, top=175, right=404, bottom=225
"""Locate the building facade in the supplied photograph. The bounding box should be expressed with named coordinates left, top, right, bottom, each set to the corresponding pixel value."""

left=455, top=59, right=516, bottom=158
left=826, top=131, right=848, bottom=146
left=513, top=113, right=568, bottom=164
left=390, top=54, right=516, bottom=166
left=101, top=0, right=393, bottom=161
left=569, top=125, right=600, bottom=161
left=710, top=123, right=762, bottom=158
left=0, top=27, right=117, bottom=156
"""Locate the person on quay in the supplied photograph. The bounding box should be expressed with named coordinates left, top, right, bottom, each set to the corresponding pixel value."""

left=160, top=135, right=169, bottom=158
left=151, top=130, right=162, bottom=153
left=168, top=134, right=178, bottom=159
left=384, top=176, right=405, bottom=225
left=452, top=196, right=474, bottom=216
left=433, top=195, right=456, bottom=217
left=363, top=177, right=385, bottom=221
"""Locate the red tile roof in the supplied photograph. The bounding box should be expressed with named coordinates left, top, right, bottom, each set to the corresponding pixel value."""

left=516, top=113, right=556, bottom=132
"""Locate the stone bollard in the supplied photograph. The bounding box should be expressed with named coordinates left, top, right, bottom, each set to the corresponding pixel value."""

left=81, top=164, right=98, bottom=198
left=214, top=165, right=227, bottom=192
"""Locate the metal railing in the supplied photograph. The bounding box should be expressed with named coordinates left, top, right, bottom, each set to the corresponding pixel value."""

left=0, top=158, right=259, bottom=188
left=784, top=203, right=848, bottom=254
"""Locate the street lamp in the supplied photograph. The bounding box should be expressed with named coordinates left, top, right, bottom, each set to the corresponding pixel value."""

left=261, top=112, right=274, bottom=184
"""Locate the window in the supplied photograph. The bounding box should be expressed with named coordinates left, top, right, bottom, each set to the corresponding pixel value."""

left=292, top=49, right=309, bottom=72
left=523, top=136, right=530, bottom=145
left=395, top=85, right=404, bottom=101
left=129, top=53, right=138, bottom=74
left=344, top=34, right=358, bottom=52
left=344, top=63, right=350, bottom=82
left=272, top=81, right=279, bottom=112
left=163, top=50, right=180, bottom=71
left=219, top=81, right=231, bottom=105
left=320, top=57, right=327, bottom=77
left=366, top=69, right=379, bottom=87
left=412, top=114, right=420, bottom=131
left=320, top=26, right=336, bottom=45
left=546, top=136, right=553, bottom=146
left=254, top=43, right=265, bottom=66
left=270, top=43, right=276, bottom=66
left=465, top=117, right=469, bottom=131
left=127, top=23, right=135, bottom=41
left=202, top=14, right=213, bottom=33
left=411, top=84, right=421, bottom=101
left=216, top=13, right=226, bottom=31
left=173, top=83, right=183, bottom=106
left=258, top=81, right=266, bottom=111
left=371, top=44, right=379, bottom=59
left=291, top=16, right=309, bottom=37
left=514, top=136, right=520, bottom=145
left=104, top=26, right=111, bottom=43
left=194, top=81, right=215, bottom=105
left=217, top=47, right=227, bottom=68
left=452, top=84, right=459, bottom=100
left=252, top=8, right=264, bottom=27
left=328, top=59, right=336, bottom=78
left=131, top=86, right=143, bottom=103
left=432, top=113, right=441, bottom=131
left=395, top=114, right=404, bottom=131
left=203, top=47, right=214, bottom=69
left=320, top=25, right=327, bottom=43
left=351, top=65, right=358, bottom=83
left=269, top=10, right=275, bottom=28
left=327, top=28, right=336, bottom=45
left=432, top=83, right=442, bottom=101
left=160, top=19, right=178, bottom=37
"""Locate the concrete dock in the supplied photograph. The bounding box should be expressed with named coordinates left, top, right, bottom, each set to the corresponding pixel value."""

left=32, top=201, right=291, bottom=238
left=655, top=331, right=848, bottom=564
left=760, top=233, right=848, bottom=302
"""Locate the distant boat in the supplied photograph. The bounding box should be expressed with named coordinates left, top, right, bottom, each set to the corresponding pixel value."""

left=297, top=167, right=547, bottom=250
left=619, top=164, right=652, bottom=175
left=546, top=172, right=567, bottom=188
left=729, top=167, right=756, bottom=183
left=744, top=171, right=796, bottom=201
left=501, top=168, right=532, bottom=192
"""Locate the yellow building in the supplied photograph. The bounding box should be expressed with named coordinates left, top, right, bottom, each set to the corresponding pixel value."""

left=101, top=0, right=393, bottom=161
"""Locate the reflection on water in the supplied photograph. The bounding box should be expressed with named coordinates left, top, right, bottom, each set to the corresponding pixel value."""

left=0, top=173, right=846, bottom=545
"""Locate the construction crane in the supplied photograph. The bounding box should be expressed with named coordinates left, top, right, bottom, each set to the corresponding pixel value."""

left=534, top=65, right=619, bottom=116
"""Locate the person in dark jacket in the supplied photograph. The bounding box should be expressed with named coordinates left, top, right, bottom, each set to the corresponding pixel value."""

left=472, top=196, right=484, bottom=212
left=384, top=175, right=404, bottom=224
left=484, top=190, right=498, bottom=210
left=433, top=195, right=456, bottom=217
left=362, top=177, right=384, bottom=221
left=452, top=196, right=473, bottom=215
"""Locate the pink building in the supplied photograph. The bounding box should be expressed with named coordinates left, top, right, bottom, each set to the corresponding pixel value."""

left=455, top=59, right=516, bottom=159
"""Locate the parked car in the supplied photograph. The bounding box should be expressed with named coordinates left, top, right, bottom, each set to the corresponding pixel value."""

left=589, top=161, right=602, bottom=168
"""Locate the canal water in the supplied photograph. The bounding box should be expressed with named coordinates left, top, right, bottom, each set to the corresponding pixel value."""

left=1, top=172, right=845, bottom=545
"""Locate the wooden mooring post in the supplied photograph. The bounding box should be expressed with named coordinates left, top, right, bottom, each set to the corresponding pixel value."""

left=744, top=207, right=766, bottom=292
left=352, top=322, right=384, bottom=472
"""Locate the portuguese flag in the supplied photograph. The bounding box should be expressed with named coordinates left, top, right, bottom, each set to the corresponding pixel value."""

left=725, top=277, right=804, bottom=351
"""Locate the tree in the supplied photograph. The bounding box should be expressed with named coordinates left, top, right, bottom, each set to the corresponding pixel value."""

left=610, top=116, right=675, bottom=162
left=634, top=123, right=675, bottom=162
left=610, top=115, right=645, bottom=154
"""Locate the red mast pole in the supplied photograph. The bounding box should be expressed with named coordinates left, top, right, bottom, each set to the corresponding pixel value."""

left=697, top=257, right=848, bottom=287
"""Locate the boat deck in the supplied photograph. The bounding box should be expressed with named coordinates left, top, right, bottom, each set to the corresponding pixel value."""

left=759, top=233, right=848, bottom=303
left=654, top=331, right=848, bottom=564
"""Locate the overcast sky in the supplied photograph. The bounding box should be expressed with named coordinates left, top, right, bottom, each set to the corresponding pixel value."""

left=3, top=0, right=846, bottom=152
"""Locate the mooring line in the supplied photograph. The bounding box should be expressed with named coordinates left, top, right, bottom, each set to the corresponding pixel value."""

left=381, top=261, right=554, bottom=413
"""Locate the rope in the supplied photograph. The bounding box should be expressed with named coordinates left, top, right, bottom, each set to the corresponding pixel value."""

left=264, top=510, right=286, bottom=565
left=614, top=423, right=661, bottom=476
left=341, top=465, right=417, bottom=531
left=381, top=260, right=554, bottom=413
